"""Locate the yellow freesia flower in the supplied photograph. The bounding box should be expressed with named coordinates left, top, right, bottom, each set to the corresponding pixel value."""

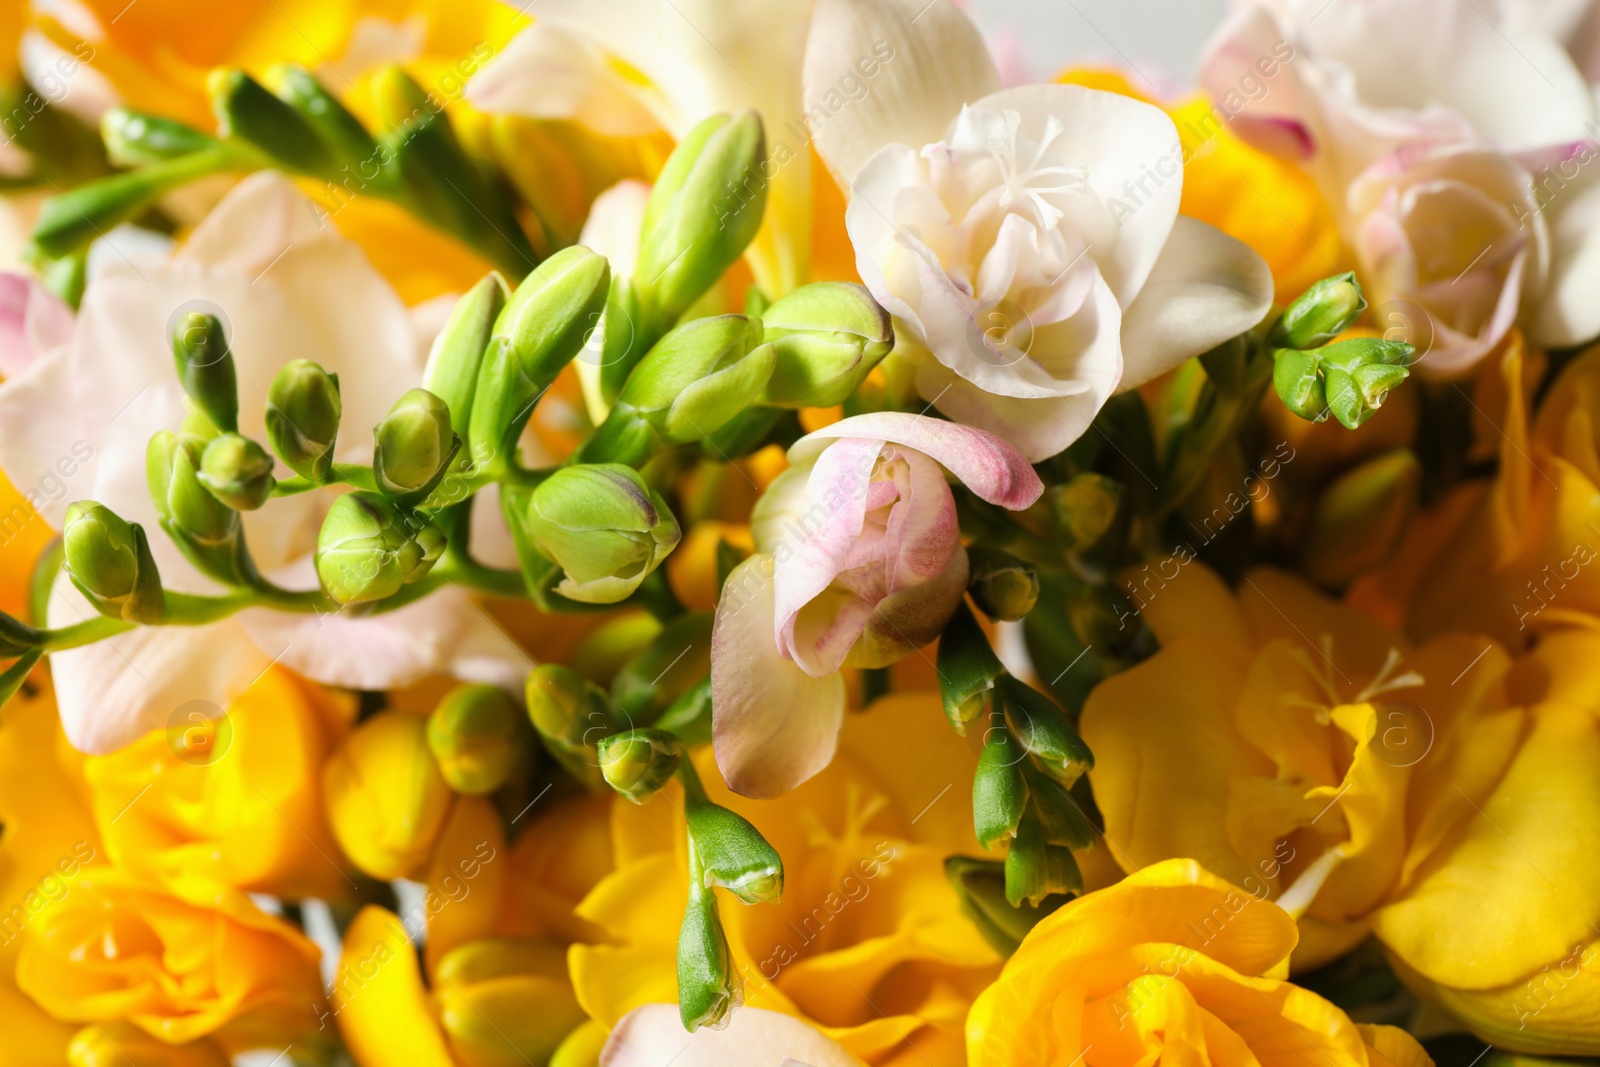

left=334, top=790, right=611, bottom=1067
left=1405, top=340, right=1600, bottom=648
left=569, top=692, right=999, bottom=1067
left=1080, top=558, right=1600, bottom=1054
left=82, top=665, right=357, bottom=900
left=967, top=858, right=1433, bottom=1067
left=1058, top=68, right=1344, bottom=301
left=15, top=867, right=326, bottom=1054
left=0, top=469, right=56, bottom=620
left=325, top=708, right=455, bottom=882
left=0, top=675, right=99, bottom=1066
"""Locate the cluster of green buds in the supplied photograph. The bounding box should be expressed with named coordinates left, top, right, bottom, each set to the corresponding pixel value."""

left=1269, top=274, right=1415, bottom=428
left=938, top=601, right=1095, bottom=911
left=29, top=65, right=534, bottom=286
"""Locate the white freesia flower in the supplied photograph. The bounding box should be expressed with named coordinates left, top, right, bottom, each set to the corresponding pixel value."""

left=0, top=173, right=529, bottom=754
left=467, top=0, right=817, bottom=297
left=602, top=1004, right=865, bottom=1066
left=1204, top=0, right=1600, bottom=362
left=805, top=0, right=1274, bottom=462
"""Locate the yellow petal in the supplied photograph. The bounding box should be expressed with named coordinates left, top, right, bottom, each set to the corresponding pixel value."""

left=334, top=907, right=456, bottom=1067
left=423, top=796, right=508, bottom=974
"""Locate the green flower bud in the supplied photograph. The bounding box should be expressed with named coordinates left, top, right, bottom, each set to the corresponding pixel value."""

left=1023, top=762, right=1096, bottom=849
left=636, top=111, right=767, bottom=333
left=426, top=684, right=527, bottom=795
left=1004, top=807, right=1083, bottom=908
left=1301, top=449, right=1421, bottom=589
left=610, top=612, right=712, bottom=720
left=585, top=315, right=774, bottom=464
left=147, top=431, right=251, bottom=585
left=467, top=247, right=610, bottom=469
left=973, top=708, right=1028, bottom=850
left=263, top=65, right=379, bottom=171
left=652, top=676, right=714, bottom=747
left=1064, top=582, right=1136, bottom=655
left=0, top=610, right=39, bottom=659
left=525, top=664, right=616, bottom=790
left=937, top=601, right=1004, bottom=735
left=1271, top=272, right=1367, bottom=350
left=30, top=153, right=225, bottom=260
left=63, top=501, right=164, bottom=623
left=434, top=938, right=587, bottom=1067
left=422, top=272, right=510, bottom=445
left=525, top=464, right=681, bottom=605
left=677, top=861, right=741, bottom=1032
left=209, top=68, right=335, bottom=177
left=101, top=108, right=217, bottom=167
left=680, top=764, right=783, bottom=905
left=598, top=728, right=682, bottom=802
left=373, top=388, right=460, bottom=506
left=1319, top=337, right=1415, bottom=429
left=314, top=491, right=443, bottom=605
left=1051, top=473, right=1125, bottom=555
left=197, top=434, right=276, bottom=510
left=266, top=360, right=342, bottom=483
left=758, top=282, right=893, bottom=407
left=1272, top=347, right=1329, bottom=422
left=171, top=312, right=238, bottom=435
left=1000, top=675, right=1094, bottom=788
left=967, top=548, right=1040, bottom=622
left=945, top=856, right=1066, bottom=956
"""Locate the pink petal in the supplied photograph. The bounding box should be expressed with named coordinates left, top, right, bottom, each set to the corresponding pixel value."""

left=712, top=555, right=848, bottom=798
left=790, top=411, right=1043, bottom=509
left=0, top=272, right=73, bottom=379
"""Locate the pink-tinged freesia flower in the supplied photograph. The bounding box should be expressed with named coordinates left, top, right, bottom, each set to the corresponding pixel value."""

left=0, top=272, right=72, bottom=379
left=1348, top=144, right=1547, bottom=373
left=602, top=1004, right=865, bottom=1067
left=0, top=172, right=530, bottom=754
left=802, top=0, right=1274, bottom=462
left=711, top=412, right=1041, bottom=798
left=1204, top=0, right=1600, bottom=359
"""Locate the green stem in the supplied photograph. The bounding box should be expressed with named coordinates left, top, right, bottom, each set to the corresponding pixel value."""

left=273, top=463, right=378, bottom=497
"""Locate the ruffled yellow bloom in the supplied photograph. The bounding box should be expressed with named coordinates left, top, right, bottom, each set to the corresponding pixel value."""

left=1058, top=68, right=1343, bottom=301
left=0, top=470, right=56, bottom=619
left=1405, top=341, right=1600, bottom=648
left=82, top=665, right=356, bottom=899
left=334, top=790, right=610, bottom=1067
left=570, top=692, right=999, bottom=1066
left=15, top=867, right=326, bottom=1053
left=967, top=858, right=1432, bottom=1067
left=0, top=676, right=98, bottom=1066
left=1080, top=559, right=1600, bottom=1054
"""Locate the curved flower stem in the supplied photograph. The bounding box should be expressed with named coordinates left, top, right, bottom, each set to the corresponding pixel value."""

left=273, top=463, right=379, bottom=497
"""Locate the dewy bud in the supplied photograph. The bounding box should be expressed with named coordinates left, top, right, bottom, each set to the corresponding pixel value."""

left=937, top=601, right=1004, bottom=735
left=1271, top=272, right=1367, bottom=350
left=585, top=315, right=773, bottom=464
left=324, top=710, right=452, bottom=881
left=1301, top=448, right=1421, bottom=589
left=525, top=464, right=681, bottom=604
left=373, top=388, right=460, bottom=506
left=422, top=272, right=510, bottom=445
left=525, top=664, right=616, bottom=790
left=636, top=111, right=767, bottom=333
left=426, top=684, right=527, bottom=795
left=171, top=312, right=239, bottom=434
left=266, top=359, right=342, bottom=483
left=1004, top=807, right=1083, bottom=908
left=1000, top=675, right=1094, bottom=787
left=973, top=708, right=1028, bottom=850
left=945, top=856, right=1062, bottom=956
left=758, top=281, right=893, bottom=407
left=1318, top=337, right=1415, bottom=429
left=1272, top=347, right=1329, bottom=423
left=209, top=68, right=336, bottom=177
left=62, top=501, right=164, bottom=623
left=967, top=547, right=1040, bottom=622
left=467, top=248, right=610, bottom=469
left=314, top=491, right=444, bottom=605
left=598, top=728, right=682, bottom=802
left=147, top=431, right=250, bottom=585
left=102, top=108, right=217, bottom=166
left=677, top=862, right=741, bottom=1032
left=197, top=433, right=276, bottom=510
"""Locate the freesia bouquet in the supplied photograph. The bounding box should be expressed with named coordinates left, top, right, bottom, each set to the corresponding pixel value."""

left=0, top=0, right=1595, bottom=1065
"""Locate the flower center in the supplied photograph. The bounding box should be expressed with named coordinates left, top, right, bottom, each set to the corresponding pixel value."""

left=984, top=110, right=1089, bottom=231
